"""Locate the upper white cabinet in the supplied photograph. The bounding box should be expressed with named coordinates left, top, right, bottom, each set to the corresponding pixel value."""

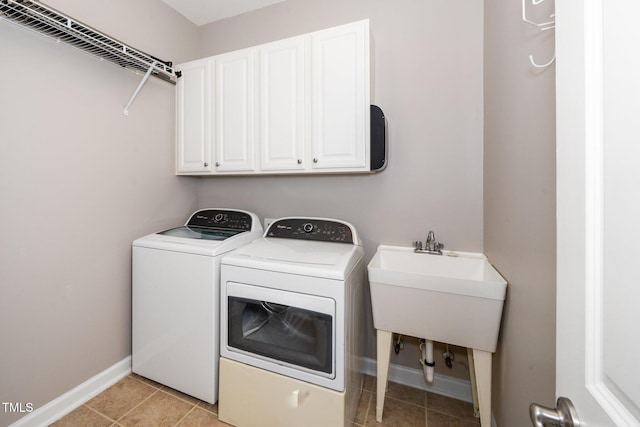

left=176, top=19, right=371, bottom=176
left=176, top=58, right=212, bottom=173
left=214, top=48, right=256, bottom=172
left=311, top=20, right=369, bottom=170
left=260, top=37, right=306, bottom=171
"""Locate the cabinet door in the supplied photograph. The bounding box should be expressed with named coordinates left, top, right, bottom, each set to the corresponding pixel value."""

left=214, top=49, right=256, bottom=172
left=259, top=37, right=306, bottom=171
left=311, top=20, right=370, bottom=170
left=176, top=59, right=212, bottom=173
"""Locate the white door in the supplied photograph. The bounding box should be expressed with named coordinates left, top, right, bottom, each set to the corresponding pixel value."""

left=310, top=20, right=369, bottom=170
left=553, top=0, right=640, bottom=426
left=215, top=48, right=256, bottom=172
left=259, top=37, right=306, bottom=171
left=176, top=58, right=212, bottom=173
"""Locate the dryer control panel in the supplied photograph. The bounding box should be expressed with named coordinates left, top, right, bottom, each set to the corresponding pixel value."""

left=266, top=218, right=354, bottom=244
left=187, top=209, right=254, bottom=231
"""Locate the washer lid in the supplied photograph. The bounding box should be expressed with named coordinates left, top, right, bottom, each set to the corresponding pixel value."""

left=222, top=238, right=364, bottom=279
left=235, top=239, right=353, bottom=264
left=158, top=226, right=241, bottom=241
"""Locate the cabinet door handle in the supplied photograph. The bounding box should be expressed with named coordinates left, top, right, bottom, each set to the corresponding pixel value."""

left=215, top=162, right=220, bottom=167
left=204, top=162, right=208, bottom=167
left=297, top=159, right=302, bottom=164
left=313, top=158, right=318, bottom=163
left=289, top=389, right=309, bottom=408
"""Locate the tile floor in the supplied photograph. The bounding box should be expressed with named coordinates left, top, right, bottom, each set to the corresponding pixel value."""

left=50, top=373, right=480, bottom=427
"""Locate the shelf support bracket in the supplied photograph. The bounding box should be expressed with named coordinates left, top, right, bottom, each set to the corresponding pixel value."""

left=124, top=61, right=156, bottom=116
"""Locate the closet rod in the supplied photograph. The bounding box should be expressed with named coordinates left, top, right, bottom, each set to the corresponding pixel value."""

left=0, top=0, right=175, bottom=84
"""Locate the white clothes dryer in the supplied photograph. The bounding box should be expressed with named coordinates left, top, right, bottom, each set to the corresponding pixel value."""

left=132, top=208, right=262, bottom=404
left=218, top=217, right=365, bottom=427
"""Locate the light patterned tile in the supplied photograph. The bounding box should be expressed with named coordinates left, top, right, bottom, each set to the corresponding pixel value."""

left=385, top=381, right=428, bottom=408
left=61, top=371, right=479, bottom=427
left=160, top=386, right=201, bottom=405
left=363, top=374, right=376, bottom=392
left=426, top=393, right=479, bottom=424
left=364, top=396, right=426, bottom=427
left=49, top=405, right=113, bottom=427
left=118, top=390, right=194, bottom=427
left=129, top=374, right=163, bottom=390
left=176, top=407, right=232, bottom=426
left=426, top=409, right=481, bottom=427
left=356, top=390, right=372, bottom=425
left=85, top=376, right=155, bottom=421
left=196, top=400, right=218, bottom=414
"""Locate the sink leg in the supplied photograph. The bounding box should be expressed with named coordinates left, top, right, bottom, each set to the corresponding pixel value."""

left=376, top=329, right=393, bottom=422
left=472, top=349, right=492, bottom=427
left=467, top=348, right=480, bottom=418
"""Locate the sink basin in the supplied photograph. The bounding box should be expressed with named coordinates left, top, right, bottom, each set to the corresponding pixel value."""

left=368, top=245, right=507, bottom=352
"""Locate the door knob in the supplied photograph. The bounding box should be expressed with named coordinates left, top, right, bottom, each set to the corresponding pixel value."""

left=530, top=397, right=580, bottom=427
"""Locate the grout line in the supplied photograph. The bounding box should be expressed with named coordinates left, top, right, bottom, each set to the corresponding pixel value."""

left=129, top=374, right=203, bottom=407
left=128, top=373, right=162, bottom=390
left=362, top=390, right=372, bottom=426
left=196, top=401, right=218, bottom=415
left=383, top=394, right=427, bottom=410
left=82, top=404, right=118, bottom=424
left=156, top=386, right=200, bottom=406
left=426, top=407, right=481, bottom=426
left=112, top=388, right=161, bottom=424
left=172, top=405, right=198, bottom=427
left=424, top=404, right=429, bottom=426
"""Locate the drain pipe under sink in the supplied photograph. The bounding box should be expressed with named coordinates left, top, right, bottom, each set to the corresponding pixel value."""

left=419, top=339, right=435, bottom=382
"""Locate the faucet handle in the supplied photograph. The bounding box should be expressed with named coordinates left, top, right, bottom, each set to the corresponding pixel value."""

left=426, top=230, right=435, bottom=243
left=413, top=241, right=423, bottom=250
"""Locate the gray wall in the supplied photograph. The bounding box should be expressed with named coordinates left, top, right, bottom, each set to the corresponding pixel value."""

left=484, top=0, right=557, bottom=426
left=0, top=1, right=199, bottom=425
left=195, top=0, right=485, bottom=373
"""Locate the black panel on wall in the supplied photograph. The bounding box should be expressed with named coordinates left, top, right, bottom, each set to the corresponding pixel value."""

left=371, top=105, right=387, bottom=171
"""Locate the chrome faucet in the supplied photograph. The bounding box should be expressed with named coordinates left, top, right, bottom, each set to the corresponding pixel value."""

left=414, top=230, right=444, bottom=255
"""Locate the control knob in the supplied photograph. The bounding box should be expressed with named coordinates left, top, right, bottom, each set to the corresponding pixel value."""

left=302, top=223, right=314, bottom=233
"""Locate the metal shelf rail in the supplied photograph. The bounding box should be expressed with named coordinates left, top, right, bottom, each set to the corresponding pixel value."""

left=0, top=0, right=176, bottom=114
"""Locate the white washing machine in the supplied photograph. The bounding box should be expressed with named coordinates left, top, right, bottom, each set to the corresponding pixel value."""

left=132, top=208, right=262, bottom=404
left=218, top=217, right=365, bottom=427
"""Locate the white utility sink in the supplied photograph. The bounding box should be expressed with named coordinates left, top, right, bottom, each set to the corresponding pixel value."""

left=368, top=245, right=508, bottom=427
left=368, top=245, right=507, bottom=352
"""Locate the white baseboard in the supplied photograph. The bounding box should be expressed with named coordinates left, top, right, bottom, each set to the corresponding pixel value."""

left=360, top=356, right=473, bottom=402
left=10, top=357, right=132, bottom=427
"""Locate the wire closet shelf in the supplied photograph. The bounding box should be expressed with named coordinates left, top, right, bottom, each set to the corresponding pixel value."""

left=0, top=0, right=175, bottom=83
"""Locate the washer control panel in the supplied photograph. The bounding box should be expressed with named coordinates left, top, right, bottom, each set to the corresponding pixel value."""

left=187, top=209, right=253, bottom=231
left=266, top=218, right=354, bottom=244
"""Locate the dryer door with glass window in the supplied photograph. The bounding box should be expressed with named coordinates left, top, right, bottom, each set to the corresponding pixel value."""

left=225, top=282, right=335, bottom=378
